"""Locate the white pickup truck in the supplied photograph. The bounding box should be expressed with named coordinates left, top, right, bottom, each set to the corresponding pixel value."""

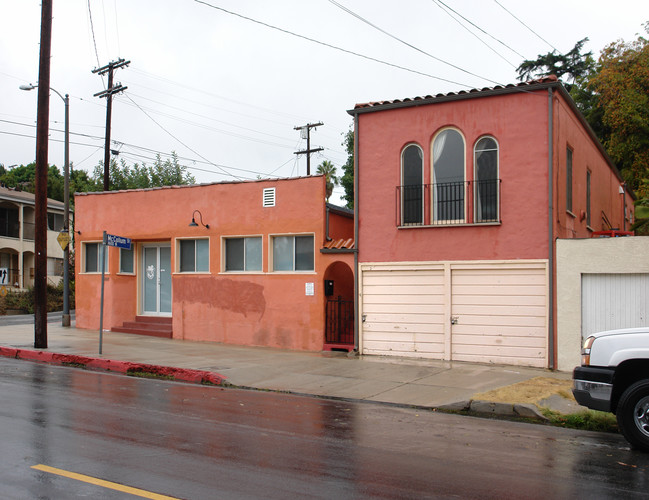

left=573, top=327, right=649, bottom=451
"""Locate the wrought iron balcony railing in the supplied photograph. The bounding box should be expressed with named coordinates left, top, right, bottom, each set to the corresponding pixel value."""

left=397, top=179, right=501, bottom=227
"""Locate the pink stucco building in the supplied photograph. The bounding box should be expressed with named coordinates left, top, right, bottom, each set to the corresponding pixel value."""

left=348, top=76, right=634, bottom=368
left=74, top=176, right=355, bottom=352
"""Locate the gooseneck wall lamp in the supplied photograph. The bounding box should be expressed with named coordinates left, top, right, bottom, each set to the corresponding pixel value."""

left=189, top=210, right=210, bottom=229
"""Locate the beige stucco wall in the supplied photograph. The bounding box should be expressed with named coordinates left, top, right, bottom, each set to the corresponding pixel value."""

left=556, top=236, right=649, bottom=371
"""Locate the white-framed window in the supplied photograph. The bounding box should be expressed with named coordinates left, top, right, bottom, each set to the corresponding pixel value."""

left=432, top=128, right=465, bottom=222
left=272, top=234, right=314, bottom=272
left=119, top=247, right=135, bottom=274
left=224, top=236, right=262, bottom=272
left=401, top=143, right=424, bottom=226
left=178, top=238, right=209, bottom=273
left=474, top=136, right=499, bottom=223
left=83, top=242, right=108, bottom=273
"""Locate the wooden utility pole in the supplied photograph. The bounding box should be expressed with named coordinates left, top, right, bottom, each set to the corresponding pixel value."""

left=93, top=58, right=129, bottom=191
left=34, top=0, right=52, bottom=348
left=294, top=122, right=324, bottom=175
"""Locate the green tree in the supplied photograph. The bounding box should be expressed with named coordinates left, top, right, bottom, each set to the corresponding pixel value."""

left=340, top=127, right=354, bottom=209
left=92, top=152, right=195, bottom=191
left=516, top=38, right=595, bottom=90
left=587, top=23, right=649, bottom=192
left=316, top=160, right=339, bottom=202
left=516, top=23, right=649, bottom=195
left=0, top=162, right=66, bottom=201
left=632, top=171, right=649, bottom=235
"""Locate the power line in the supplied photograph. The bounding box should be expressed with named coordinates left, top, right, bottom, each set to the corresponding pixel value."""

left=194, top=0, right=474, bottom=88
left=121, top=92, right=298, bottom=145
left=123, top=81, right=298, bottom=128
left=430, top=0, right=516, bottom=68
left=492, top=0, right=558, bottom=52
left=123, top=93, right=243, bottom=180
left=129, top=68, right=309, bottom=122
left=86, top=0, right=103, bottom=80
left=432, top=0, right=525, bottom=59
left=0, top=127, right=288, bottom=182
left=328, top=0, right=505, bottom=84
left=115, top=96, right=297, bottom=150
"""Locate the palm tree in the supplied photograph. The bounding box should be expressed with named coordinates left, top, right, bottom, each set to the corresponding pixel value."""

left=316, top=160, right=339, bottom=202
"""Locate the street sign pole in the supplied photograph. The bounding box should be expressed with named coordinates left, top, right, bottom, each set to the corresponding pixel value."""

left=99, top=231, right=107, bottom=354
left=98, top=232, right=131, bottom=354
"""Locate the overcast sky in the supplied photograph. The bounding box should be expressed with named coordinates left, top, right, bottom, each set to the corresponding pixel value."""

left=1, top=0, right=647, bottom=204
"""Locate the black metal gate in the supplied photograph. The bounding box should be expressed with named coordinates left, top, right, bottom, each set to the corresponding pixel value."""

left=325, top=296, right=354, bottom=347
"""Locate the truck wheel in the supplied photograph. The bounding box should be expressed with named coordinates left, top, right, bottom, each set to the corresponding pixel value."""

left=617, top=380, right=649, bottom=451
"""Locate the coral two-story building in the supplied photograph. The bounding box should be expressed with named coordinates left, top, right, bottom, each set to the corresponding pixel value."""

left=348, top=76, right=634, bottom=368
left=74, top=176, right=354, bottom=351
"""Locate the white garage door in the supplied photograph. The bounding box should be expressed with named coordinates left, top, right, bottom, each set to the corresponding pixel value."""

left=581, top=273, right=649, bottom=339
left=361, top=268, right=445, bottom=358
left=451, top=266, right=547, bottom=367
left=360, top=262, right=548, bottom=367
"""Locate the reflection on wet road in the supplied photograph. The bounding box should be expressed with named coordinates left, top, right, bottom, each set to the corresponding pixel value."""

left=1, top=357, right=648, bottom=499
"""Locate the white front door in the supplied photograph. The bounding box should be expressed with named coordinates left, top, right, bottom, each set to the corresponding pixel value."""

left=142, top=244, right=171, bottom=315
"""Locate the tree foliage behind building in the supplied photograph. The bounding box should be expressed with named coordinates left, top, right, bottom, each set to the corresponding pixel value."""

left=516, top=23, right=649, bottom=200
left=92, top=153, right=195, bottom=191
left=0, top=152, right=195, bottom=203
left=340, top=128, right=354, bottom=210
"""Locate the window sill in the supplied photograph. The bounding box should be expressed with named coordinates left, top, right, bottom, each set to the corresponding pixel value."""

left=117, top=272, right=136, bottom=276
left=173, top=271, right=211, bottom=275
left=271, top=270, right=316, bottom=274
left=221, top=270, right=264, bottom=275
left=566, top=210, right=576, bottom=219
left=586, top=225, right=594, bottom=232
left=398, top=221, right=501, bottom=229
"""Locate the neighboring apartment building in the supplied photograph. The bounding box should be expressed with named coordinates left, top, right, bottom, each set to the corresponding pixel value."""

left=0, top=186, right=67, bottom=289
left=74, top=176, right=355, bottom=352
left=348, top=76, right=634, bottom=368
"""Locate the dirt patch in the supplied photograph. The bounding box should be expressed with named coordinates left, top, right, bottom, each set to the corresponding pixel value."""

left=473, top=376, right=575, bottom=405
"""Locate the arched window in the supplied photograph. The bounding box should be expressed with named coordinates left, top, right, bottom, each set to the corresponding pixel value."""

left=432, top=129, right=465, bottom=222
left=474, top=137, right=499, bottom=222
left=401, top=144, right=423, bottom=225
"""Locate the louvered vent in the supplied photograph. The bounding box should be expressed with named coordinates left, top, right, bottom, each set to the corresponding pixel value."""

left=263, top=187, right=276, bottom=207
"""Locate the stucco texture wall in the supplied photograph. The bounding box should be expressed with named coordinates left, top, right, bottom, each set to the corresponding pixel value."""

left=552, top=97, right=633, bottom=239
left=74, top=176, right=352, bottom=351
left=356, top=91, right=551, bottom=264
left=556, top=237, right=649, bottom=371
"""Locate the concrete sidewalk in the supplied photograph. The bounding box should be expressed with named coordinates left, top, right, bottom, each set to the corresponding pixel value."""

left=0, top=320, right=583, bottom=418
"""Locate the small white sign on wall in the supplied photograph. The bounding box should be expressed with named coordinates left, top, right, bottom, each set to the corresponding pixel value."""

left=305, top=282, right=314, bottom=296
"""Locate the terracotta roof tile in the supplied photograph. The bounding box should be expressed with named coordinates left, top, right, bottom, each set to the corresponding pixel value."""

left=352, top=76, right=559, bottom=111
left=323, top=238, right=355, bottom=250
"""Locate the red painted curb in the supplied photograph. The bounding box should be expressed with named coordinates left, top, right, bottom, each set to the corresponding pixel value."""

left=0, top=346, right=226, bottom=385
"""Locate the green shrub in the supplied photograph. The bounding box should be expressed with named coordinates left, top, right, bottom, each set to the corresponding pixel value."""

left=2, top=282, right=74, bottom=314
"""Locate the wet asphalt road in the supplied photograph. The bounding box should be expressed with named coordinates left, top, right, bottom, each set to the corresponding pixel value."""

left=1, top=357, right=648, bottom=499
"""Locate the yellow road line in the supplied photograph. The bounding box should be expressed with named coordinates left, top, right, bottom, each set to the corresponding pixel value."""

left=31, top=464, right=180, bottom=500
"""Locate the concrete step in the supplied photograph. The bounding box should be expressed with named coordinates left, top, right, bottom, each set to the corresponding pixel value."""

left=111, top=326, right=173, bottom=338
left=121, top=321, right=172, bottom=332
left=112, top=316, right=173, bottom=338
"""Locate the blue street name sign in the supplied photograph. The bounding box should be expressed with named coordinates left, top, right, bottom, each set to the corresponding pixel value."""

left=105, top=233, right=131, bottom=250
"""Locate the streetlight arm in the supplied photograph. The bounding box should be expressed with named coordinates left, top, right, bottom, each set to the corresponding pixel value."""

left=20, top=83, right=67, bottom=105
